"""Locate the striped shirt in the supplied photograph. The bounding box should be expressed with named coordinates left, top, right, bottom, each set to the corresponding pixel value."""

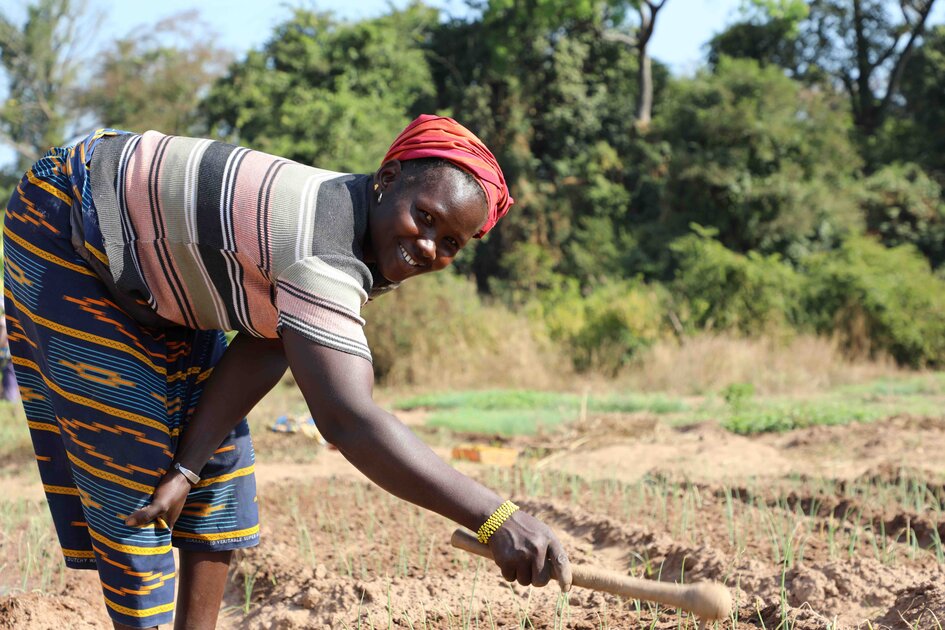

left=90, top=131, right=385, bottom=362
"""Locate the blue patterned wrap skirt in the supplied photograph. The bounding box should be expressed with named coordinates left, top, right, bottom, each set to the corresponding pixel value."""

left=2, top=132, right=260, bottom=628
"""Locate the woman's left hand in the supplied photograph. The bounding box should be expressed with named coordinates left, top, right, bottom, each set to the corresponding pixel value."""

left=125, top=469, right=193, bottom=529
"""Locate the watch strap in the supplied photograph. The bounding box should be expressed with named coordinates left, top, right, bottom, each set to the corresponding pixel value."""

left=173, top=462, right=200, bottom=485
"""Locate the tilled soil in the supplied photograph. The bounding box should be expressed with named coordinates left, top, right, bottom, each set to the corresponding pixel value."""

left=1, top=414, right=944, bottom=629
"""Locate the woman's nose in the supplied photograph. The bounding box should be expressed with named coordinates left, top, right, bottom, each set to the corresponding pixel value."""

left=417, top=237, right=436, bottom=261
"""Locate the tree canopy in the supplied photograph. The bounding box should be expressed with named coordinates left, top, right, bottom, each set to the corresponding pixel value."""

left=3, top=0, right=945, bottom=369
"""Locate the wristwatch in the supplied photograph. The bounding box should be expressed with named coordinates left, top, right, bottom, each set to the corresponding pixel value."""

left=173, top=462, right=201, bottom=485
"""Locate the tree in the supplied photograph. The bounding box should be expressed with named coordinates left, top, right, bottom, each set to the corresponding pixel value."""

left=650, top=58, right=862, bottom=260
left=471, top=0, right=664, bottom=128
left=0, top=0, right=90, bottom=171
left=200, top=5, right=438, bottom=173
left=708, top=10, right=807, bottom=75
left=429, top=1, right=669, bottom=291
left=602, top=0, right=668, bottom=129
left=80, top=12, right=231, bottom=135
left=709, top=0, right=940, bottom=145
left=815, top=0, right=937, bottom=140
left=890, top=25, right=945, bottom=184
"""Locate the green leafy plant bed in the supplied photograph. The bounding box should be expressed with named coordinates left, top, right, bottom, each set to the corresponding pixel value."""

left=395, top=389, right=687, bottom=436
left=426, top=408, right=573, bottom=436
left=721, top=396, right=943, bottom=434
left=838, top=373, right=945, bottom=397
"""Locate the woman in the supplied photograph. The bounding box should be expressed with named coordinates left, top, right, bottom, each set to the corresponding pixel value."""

left=4, top=116, right=570, bottom=630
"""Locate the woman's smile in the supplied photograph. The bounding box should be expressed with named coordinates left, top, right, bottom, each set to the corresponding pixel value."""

left=399, top=243, right=424, bottom=268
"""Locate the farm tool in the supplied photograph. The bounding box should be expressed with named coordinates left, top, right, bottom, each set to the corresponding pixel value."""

left=451, top=528, right=733, bottom=621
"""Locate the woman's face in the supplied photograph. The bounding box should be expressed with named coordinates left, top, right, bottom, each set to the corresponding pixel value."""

left=368, top=161, right=489, bottom=283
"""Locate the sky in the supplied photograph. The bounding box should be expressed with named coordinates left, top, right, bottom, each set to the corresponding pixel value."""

left=86, top=0, right=747, bottom=73
left=72, top=0, right=945, bottom=72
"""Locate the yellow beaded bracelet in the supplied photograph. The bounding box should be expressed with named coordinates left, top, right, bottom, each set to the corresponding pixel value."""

left=477, top=500, right=519, bottom=544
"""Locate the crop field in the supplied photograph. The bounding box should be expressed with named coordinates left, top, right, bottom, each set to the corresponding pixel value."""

left=0, top=375, right=943, bottom=629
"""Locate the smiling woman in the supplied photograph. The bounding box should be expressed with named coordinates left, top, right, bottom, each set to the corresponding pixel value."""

left=368, top=158, right=488, bottom=282
left=2, top=115, right=568, bottom=630
left=365, top=114, right=512, bottom=284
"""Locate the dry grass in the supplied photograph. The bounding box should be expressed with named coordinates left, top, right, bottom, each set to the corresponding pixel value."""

left=620, top=333, right=902, bottom=395
left=379, top=307, right=569, bottom=391
left=364, top=275, right=905, bottom=396
left=366, top=273, right=570, bottom=391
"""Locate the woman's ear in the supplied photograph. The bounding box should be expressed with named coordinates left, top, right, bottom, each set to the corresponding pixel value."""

left=375, top=159, right=402, bottom=191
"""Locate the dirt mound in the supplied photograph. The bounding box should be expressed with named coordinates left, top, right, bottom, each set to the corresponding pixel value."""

left=771, top=414, right=945, bottom=477
left=717, top=485, right=945, bottom=550
left=5, top=416, right=945, bottom=628
left=871, top=581, right=945, bottom=629
left=0, top=592, right=101, bottom=629
left=519, top=498, right=736, bottom=583
left=755, top=601, right=833, bottom=630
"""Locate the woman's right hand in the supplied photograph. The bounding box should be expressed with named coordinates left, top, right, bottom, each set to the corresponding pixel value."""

left=125, top=468, right=193, bottom=529
left=487, top=510, right=572, bottom=591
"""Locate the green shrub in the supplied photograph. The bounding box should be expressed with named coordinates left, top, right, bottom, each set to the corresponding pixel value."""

left=723, top=400, right=883, bottom=434
left=859, top=163, right=945, bottom=269
left=537, top=279, right=668, bottom=374
left=800, top=237, right=945, bottom=367
left=670, top=226, right=803, bottom=335
left=722, top=382, right=755, bottom=411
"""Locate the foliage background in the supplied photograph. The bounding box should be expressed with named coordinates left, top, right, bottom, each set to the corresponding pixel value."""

left=3, top=0, right=944, bottom=384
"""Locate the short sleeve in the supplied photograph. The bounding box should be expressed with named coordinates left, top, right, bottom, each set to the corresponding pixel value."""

left=275, top=256, right=372, bottom=362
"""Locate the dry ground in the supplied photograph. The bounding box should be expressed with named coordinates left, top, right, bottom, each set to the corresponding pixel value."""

left=0, top=389, right=943, bottom=629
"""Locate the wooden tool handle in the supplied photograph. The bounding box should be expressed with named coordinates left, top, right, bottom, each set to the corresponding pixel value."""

left=451, top=529, right=732, bottom=621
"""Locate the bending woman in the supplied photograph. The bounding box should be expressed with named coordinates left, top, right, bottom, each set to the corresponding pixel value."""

left=3, top=116, right=570, bottom=630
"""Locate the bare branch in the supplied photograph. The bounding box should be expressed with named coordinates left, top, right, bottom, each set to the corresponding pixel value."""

left=872, top=39, right=901, bottom=72
left=650, top=1, right=668, bottom=13
left=602, top=30, right=636, bottom=47
left=839, top=72, right=859, bottom=118
left=643, top=0, right=668, bottom=10
left=879, top=0, right=936, bottom=115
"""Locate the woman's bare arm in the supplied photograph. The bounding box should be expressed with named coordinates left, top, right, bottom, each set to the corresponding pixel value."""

left=173, top=334, right=287, bottom=473
left=126, top=333, right=287, bottom=527
left=281, top=329, right=571, bottom=588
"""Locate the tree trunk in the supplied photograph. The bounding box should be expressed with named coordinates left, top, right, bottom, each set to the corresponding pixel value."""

left=852, top=0, right=876, bottom=134
left=849, top=0, right=937, bottom=138
left=636, top=51, right=653, bottom=128
left=634, top=1, right=666, bottom=131
left=601, top=1, right=666, bottom=132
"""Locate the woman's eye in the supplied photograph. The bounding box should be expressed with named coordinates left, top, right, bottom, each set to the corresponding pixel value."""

left=447, top=238, right=459, bottom=251
left=421, top=211, right=433, bottom=225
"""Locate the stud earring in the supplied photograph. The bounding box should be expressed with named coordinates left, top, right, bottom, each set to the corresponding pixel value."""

left=373, top=183, right=383, bottom=204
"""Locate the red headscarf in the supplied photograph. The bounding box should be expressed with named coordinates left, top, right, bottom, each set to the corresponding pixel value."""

left=383, top=114, right=513, bottom=238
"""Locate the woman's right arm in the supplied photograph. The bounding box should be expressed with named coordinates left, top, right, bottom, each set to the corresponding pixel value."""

left=281, top=329, right=572, bottom=590
left=125, top=333, right=287, bottom=528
